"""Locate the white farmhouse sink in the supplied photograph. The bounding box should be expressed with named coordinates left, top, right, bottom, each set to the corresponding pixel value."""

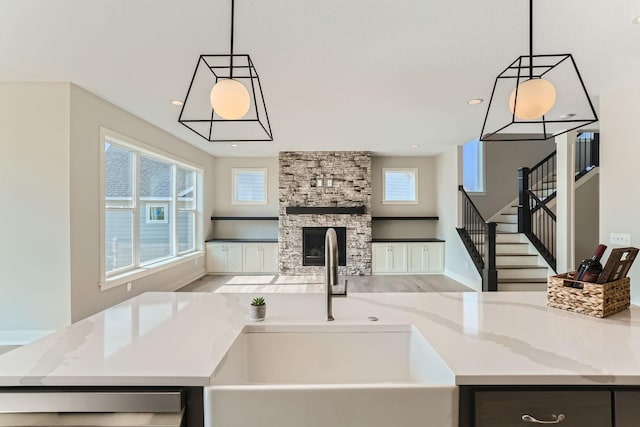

left=205, top=325, right=458, bottom=427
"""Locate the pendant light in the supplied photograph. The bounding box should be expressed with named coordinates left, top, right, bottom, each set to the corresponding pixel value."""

left=178, top=0, right=273, bottom=142
left=480, top=0, right=597, bottom=142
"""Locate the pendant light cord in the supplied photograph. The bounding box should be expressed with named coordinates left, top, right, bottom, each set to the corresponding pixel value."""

left=529, top=0, right=533, bottom=79
left=230, top=0, right=235, bottom=79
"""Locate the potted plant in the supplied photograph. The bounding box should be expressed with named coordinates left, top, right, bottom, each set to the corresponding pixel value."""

left=250, top=296, right=266, bottom=321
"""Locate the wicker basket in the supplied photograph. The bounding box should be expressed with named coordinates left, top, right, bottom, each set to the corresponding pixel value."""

left=547, top=272, right=630, bottom=318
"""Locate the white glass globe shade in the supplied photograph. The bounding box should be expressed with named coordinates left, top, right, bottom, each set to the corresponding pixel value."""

left=210, top=79, right=250, bottom=120
left=508, top=78, right=557, bottom=120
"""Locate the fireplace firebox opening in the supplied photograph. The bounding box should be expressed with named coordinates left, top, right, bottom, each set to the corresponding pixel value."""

left=302, top=227, right=346, bottom=266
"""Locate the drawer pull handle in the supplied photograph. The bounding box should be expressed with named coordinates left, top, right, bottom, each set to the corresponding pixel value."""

left=522, top=414, right=565, bottom=424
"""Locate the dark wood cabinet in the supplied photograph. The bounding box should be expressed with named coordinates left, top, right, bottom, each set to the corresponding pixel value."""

left=615, top=391, right=640, bottom=427
left=474, top=390, right=611, bottom=427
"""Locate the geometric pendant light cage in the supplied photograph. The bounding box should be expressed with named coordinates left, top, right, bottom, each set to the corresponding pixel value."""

left=178, top=0, right=273, bottom=142
left=178, top=54, right=273, bottom=142
left=480, top=1, right=598, bottom=141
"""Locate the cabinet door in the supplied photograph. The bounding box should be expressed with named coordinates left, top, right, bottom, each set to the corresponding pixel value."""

left=225, top=244, right=243, bottom=272
left=475, top=390, right=611, bottom=427
left=372, top=244, right=391, bottom=273
left=425, top=242, right=444, bottom=273
left=615, top=391, right=640, bottom=427
left=260, top=243, right=278, bottom=273
left=407, top=244, right=427, bottom=273
left=242, top=244, right=262, bottom=272
left=206, top=243, right=227, bottom=273
left=389, top=244, right=407, bottom=272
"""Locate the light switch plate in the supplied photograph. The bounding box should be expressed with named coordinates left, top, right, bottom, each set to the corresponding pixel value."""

left=610, top=233, right=631, bottom=246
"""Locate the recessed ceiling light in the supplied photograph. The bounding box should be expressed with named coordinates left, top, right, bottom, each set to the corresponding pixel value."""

left=467, top=98, right=484, bottom=105
left=170, top=100, right=184, bottom=106
left=633, top=16, right=640, bottom=24
left=560, top=113, right=576, bottom=120
left=231, top=143, right=239, bottom=147
left=410, top=144, right=420, bottom=148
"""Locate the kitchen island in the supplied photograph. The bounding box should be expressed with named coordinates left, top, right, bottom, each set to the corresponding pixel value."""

left=0, top=291, right=639, bottom=426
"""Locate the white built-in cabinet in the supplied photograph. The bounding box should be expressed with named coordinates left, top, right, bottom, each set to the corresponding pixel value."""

left=372, top=242, right=444, bottom=274
left=206, top=242, right=278, bottom=273
left=372, top=243, right=407, bottom=273
left=242, top=243, right=278, bottom=273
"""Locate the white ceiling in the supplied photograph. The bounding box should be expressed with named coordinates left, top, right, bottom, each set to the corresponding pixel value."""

left=2, top=0, right=639, bottom=157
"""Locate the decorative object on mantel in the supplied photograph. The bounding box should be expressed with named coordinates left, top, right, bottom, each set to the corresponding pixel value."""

left=178, top=0, right=273, bottom=142
left=480, top=0, right=598, bottom=142
left=250, top=296, right=266, bottom=321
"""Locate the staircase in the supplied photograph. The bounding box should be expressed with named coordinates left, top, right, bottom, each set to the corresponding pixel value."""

left=492, top=204, right=554, bottom=291
left=458, top=132, right=600, bottom=292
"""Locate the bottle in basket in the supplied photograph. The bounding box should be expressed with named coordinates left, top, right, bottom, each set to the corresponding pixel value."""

left=575, top=244, right=607, bottom=283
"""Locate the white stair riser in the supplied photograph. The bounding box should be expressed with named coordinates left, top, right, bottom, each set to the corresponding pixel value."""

left=498, top=282, right=547, bottom=292
left=498, top=268, right=548, bottom=279
left=500, top=214, right=518, bottom=223
left=496, top=255, right=540, bottom=266
left=495, top=244, right=532, bottom=254
left=496, top=233, right=527, bottom=244
left=496, top=222, right=518, bottom=233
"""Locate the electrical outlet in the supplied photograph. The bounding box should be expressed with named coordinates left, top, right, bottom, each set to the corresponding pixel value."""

left=126, top=282, right=132, bottom=292
left=610, top=233, right=631, bottom=246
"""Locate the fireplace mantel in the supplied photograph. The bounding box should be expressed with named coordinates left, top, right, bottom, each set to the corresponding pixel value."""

left=285, top=206, right=366, bottom=215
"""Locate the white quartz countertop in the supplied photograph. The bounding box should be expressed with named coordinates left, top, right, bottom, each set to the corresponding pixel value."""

left=1, top=291, right=639, bottom=387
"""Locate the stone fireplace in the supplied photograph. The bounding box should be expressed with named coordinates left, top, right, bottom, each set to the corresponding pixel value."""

left=278, top=151, right=372, bottom=276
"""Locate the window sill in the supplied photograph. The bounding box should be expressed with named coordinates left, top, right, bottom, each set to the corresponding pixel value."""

left=381, top=200, right=419, bottom=205
left=99, top=251, right=205, bottom=291
left=466, top=191, right=486, bottom=196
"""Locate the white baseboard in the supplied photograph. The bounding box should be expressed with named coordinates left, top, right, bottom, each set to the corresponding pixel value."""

left=0, top=330, right=55, bottom=346
left=444, top=268, right=481, bottom=292
left=165, top=269, right=206, bottom=292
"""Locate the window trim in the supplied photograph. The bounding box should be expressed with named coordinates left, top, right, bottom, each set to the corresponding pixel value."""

left=231, top=167, right=268, bottom=205
left=99, top=128, right=204, bottom=289
left=382, top=168, right=419, bottom=205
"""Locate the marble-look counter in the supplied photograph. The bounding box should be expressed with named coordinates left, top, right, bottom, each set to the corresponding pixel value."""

left=0, top=291, right=638, bottom=387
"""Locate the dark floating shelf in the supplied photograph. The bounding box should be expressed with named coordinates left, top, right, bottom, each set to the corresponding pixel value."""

left=371, top=216, right=439, bottom=221
left=211, top=216, right=279, bottom=221
left=286, top=206, right=366, bottom=215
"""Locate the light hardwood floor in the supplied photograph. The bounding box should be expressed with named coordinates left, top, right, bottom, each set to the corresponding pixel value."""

left=178, top=274, right=472, bottom=293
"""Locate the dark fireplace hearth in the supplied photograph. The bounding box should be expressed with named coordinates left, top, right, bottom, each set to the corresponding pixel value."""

left=302, top=227, right=346, bottom=266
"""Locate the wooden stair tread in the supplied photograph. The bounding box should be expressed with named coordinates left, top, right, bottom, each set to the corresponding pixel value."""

left=496, top=242, right=528, bottom=245
left=496, top=253, right=538, bottom=257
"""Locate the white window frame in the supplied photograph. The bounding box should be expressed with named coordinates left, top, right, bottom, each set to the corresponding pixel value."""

left=99, top=128, right=204, bottom=290
left=382, top=168, right=419, bottom=204
left=231, top=168, right=268, bottom=205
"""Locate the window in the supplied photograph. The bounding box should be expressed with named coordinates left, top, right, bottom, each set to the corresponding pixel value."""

left=383, top=168, right=418, bottom=204
left=103, top=132, right=201, bottom=282
left=232, top=168, right=267, bottom=204
left=462, top=138, right=484, bottom=192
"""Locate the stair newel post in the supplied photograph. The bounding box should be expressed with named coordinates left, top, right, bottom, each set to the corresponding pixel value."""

left=483, top=222, right=498, bottom=292
left=591, top=132, right=600, bottom=168
left=518, top=167, right=531, bottom=234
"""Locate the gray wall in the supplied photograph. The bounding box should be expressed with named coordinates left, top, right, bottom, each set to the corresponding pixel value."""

left=436, top=147, right=481, bottom=291
left=69, top=84, right=215, bottom=322
left=371, top=156, right=438, bottom=239
left=600, top=82, right=640, bottom=304
left=0, top=83, right=71, bottom=344
left=210, top=157, right=279, bottom=239
left=574, top=173, right=600, bottom=267
left=470, top=140, right=556, bottom=219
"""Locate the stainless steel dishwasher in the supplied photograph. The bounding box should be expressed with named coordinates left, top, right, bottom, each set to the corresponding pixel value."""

left=0, top=390, right=186, bottom=427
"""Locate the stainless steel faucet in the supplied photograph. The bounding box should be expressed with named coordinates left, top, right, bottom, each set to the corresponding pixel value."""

left=325, top=228, right=347, bottom=321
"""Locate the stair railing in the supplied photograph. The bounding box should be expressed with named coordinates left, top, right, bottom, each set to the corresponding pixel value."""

left=457, top=185, right=497, bottom=292
left=518, top=132, right=599, bottom=272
